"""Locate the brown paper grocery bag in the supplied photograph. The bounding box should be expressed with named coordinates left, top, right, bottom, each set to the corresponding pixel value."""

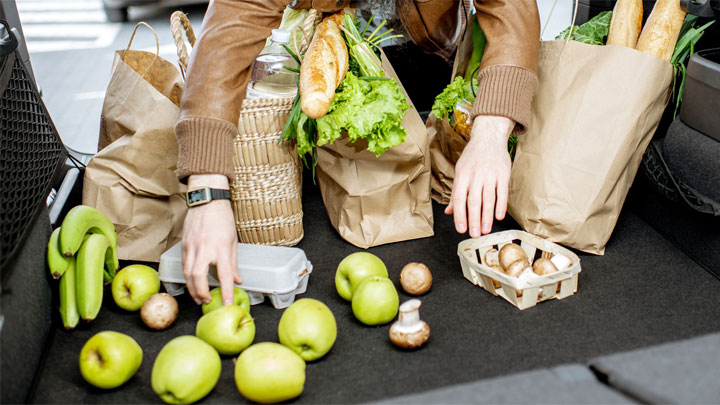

left=316, top=52, right=434, bottom=248
left=508, top=40, right=673, bottom=254
left=427, top=18, right=473, bottom=204
left=427, top=113, right=469, bottom=204
left=83, top=23, right=187, bottom=262
left=98, top=24, right=182, bottom=151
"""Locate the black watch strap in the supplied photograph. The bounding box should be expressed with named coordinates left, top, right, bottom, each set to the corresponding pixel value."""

left=209, top=188, right=231, bottom=201
left=186, top=187, right=231, bottom=207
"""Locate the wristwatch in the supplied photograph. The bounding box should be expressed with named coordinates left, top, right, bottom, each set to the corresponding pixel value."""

left=186, top=188, right=231, bottom=207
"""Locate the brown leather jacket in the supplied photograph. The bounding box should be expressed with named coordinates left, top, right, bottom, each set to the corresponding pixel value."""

left=175, top=0, right=539, bottom=181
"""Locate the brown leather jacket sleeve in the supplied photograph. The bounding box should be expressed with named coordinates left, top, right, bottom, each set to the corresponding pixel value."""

left=471, top=0, right=540, bottom=135
left=176, top=0, right=288, bottom=181
left=175, top=0, right=350, bottom=182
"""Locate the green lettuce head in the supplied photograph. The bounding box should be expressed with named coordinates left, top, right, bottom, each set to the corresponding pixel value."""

left=317, top=72, right=411, bottom=156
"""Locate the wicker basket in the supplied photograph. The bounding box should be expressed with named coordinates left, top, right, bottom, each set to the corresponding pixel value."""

left=171, top=10, right=319, bottom=246
left=233, top=97, right=303, bottom=245
left=457, top=230, right=582, bottom=310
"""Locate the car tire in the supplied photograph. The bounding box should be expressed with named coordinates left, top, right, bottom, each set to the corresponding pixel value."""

left=103, top=5, right=128, bottom=22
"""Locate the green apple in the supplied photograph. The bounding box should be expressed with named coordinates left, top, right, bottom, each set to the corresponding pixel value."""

left=111, top=264, right=161, bottom=311
left=196, top=305, right=255, bottom=356
left=151, top=335, right=221, bottom=404
left=234, top=342, right=306, bottom=403
left=351, top=276, right=399, bottom=325
left=78, top=331, right=142, bottom=389
left=201, top=286, right=251, bottom=315
left=335, top=252, right=389, bottom=301
left=278, top=298, right=337, bottom=361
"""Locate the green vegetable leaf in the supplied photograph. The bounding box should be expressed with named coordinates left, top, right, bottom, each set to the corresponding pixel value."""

left=463, top=13, right=486, bottom=84
left=508, top=135, right=518, bottom=161
left=342, top=13, right=384, bottom=77
left=677, top=15, right=699, bottom=43
left=280, top=92, right=302, bottom=144
left=341, top=14, right=403, bottom=78
left=556, top=11, right=612, bottom=45
left=279, top=13, right=410, bottom=181
left=348, top=58, right=361, bottom=77
left=317, top=71, right=411, bottom=156
left=270, top=7, right=309, bottom=51
left=431, top=77, right=475, bottom=120
left=281, top=44, right=301, bottom=66
left=670, top=17, right=715, bottom=119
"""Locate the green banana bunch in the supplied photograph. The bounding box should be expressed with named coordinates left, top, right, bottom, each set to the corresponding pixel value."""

left=58, top=257, right=79, bottom=329
left=59, top=205, right=118, bottom=258
left=76, top=233, right=114, bottom=321
left=48, top=205, right=119, bottom=325
left=47, top=227, right=70, bottom=279
left=80, top=233, right=119, bottom=283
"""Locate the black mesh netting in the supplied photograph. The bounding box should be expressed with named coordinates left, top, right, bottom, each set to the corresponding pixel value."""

left=0, top=51, right=65, bottom=268
left=642, top=138, right=719, bottom=216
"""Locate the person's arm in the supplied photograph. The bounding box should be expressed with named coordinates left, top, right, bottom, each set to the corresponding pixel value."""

left=176, top=0, right=289, bottom=306
left=176, top=0, right=350, bottom=306
left=182, top=174, right=240, bottom=306
left=177, top=0, right=290, bottom=182
left=446, top=0, right=540, bottom=237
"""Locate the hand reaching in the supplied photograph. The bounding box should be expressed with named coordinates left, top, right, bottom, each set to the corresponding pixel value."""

left=182, top=175, right=241, bottom=306
left=445, top=115, right=514, bottom=237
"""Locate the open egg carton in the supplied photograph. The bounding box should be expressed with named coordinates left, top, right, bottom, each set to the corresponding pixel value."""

left=457, top=230, right=581, bottom=310
left=158, top=242, right=312, bottom=309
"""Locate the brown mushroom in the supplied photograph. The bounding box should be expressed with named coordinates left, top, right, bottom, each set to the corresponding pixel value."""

left=389, top=299, right=430, bottom=349
left=498, top=243, right=528, bottom=271
left=483, top=249, right=503, bottom=288
left=400, top=263, right=432, bottom=295
left=505, top=258, right=530, bottom=278
left=140, top=293, right=178, bottom=330
left=484, top=249, right=500, bottom=267
left=533, top=257, right=559, bottom=276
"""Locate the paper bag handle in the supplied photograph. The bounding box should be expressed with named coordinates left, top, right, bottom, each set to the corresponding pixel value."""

left=540, top=0, right=579, bottom=43
left=170, top=10, right=196, bottom=79
left=123, top=22, right=160, bottom=79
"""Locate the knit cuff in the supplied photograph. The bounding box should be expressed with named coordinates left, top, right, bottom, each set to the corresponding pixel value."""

left=175, top=117, right=236, bottom=183
left=471, top=65, right=537, bottom=135
left=290, top=0, right=350, bottom=11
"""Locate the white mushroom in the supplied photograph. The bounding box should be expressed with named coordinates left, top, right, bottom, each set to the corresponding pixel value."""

left=550, top=254, right=572, bottom=271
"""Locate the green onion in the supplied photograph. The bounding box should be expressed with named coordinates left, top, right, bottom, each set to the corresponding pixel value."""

left=670, top=16, right=714, bottom=119
left=281, top=44, right=301, bottom=65
left=358, top=76, right=392, bottom=81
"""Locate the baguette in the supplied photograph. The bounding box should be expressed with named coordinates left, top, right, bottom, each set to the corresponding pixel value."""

left=636, top=0, right=686, bottom=62
left=300, top=14, right=349, bottom=119
left=607, top=0, right=643, bottom=48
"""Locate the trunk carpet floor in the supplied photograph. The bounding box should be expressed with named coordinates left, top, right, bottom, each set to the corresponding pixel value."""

left=31, top=171, right=720, bottom=404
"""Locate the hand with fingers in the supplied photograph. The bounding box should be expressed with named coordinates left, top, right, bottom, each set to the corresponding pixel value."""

left=445, top=115, right=514, bottom=238
left=182, top=174, right=242, bottom=306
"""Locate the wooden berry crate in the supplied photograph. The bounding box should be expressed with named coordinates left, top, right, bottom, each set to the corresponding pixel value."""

left=457, top=230, right=581, bottom=310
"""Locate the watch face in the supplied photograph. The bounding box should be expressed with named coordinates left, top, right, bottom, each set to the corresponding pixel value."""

left=187, top=188, right=210, bottom=207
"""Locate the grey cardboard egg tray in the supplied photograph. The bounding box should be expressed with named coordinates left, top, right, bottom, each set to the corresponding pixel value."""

left=158, top=242, right=313, bottom=309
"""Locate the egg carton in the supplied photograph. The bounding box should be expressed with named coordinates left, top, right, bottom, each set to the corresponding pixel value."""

left=457, top=230, right=581, bottom=310
left=158, top=242, right=312, bottom=309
